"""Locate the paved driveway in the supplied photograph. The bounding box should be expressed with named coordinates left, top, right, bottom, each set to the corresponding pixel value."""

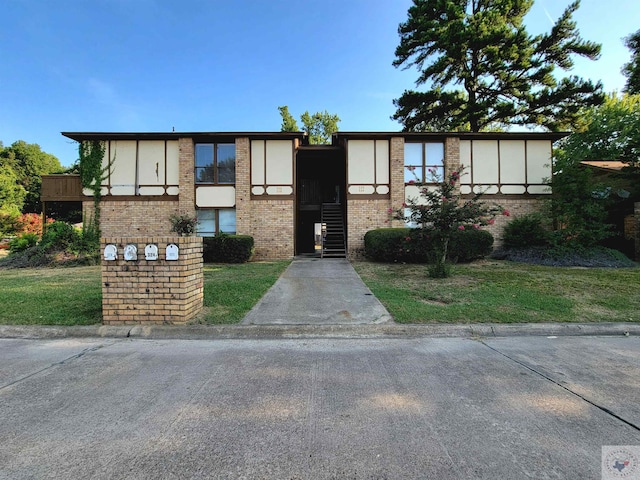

left=1, top=336, right=639, bottom=479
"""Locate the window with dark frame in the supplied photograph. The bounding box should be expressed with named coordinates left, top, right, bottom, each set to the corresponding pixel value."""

left=404, top=142, right=444, bottom=183
left=195, top=143, right=236, bottom=184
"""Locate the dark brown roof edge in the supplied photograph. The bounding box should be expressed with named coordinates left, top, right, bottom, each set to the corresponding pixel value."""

left=62, top=130, right=568, bottom=143
left=61, top=131, right=307, bottom=142
left=334, top=131, right=569, bottom=141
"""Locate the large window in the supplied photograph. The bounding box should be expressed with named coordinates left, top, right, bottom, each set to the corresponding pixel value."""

left=404, top=142, right=444, bottom=183
left=195, top=143, right=236, bottom=184
left=196, top=208, right=236, bottom=236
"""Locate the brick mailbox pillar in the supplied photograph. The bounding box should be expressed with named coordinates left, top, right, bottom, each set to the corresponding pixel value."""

left=101, top=236, right=203, bottom=325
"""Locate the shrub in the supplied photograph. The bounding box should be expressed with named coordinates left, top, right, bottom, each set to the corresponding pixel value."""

left=364, top=228, right=493, bottom=263
left=40, top=221, right=80, bottom=252
left=1, top=220, right=100, bottom=268
left=169, top=214, right=198, bottom=236
left=17, top=213, right=53, bottom=236
left=448, top=227, right=494, bottom=262
left=502, top=213, right=550, bottom=248
left=78, top=216, right=100, bottom=253
left=9, top=232, right=39, bottom=253
left=203, top=234, right=254, bottom=263
left=364, top=228, right=423, bottom=263
left=0, top=210, right=20, bottom=236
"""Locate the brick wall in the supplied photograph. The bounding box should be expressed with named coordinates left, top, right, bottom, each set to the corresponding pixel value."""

left=245, top=199, right=294, bottom=259
left=236, top=137, right=294, bottom=259
left=389, top=137, right=405, bottom=229
left=347, top=199, right=392, bottom=258
left=87, top=200, right=179, bottom=237
left=101, top=236, right=203, bottom=325
left=444, top=137, right=461, bottom=177
left=178, top=138, right=196, bottom=217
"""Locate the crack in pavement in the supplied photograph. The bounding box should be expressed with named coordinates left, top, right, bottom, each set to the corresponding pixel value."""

left=0, top=342, right=117, bottom=391
left=478, top=339, right=640, bottom=433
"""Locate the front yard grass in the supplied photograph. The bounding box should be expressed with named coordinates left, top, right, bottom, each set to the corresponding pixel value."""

left=0, top=261, right=290, bottom=326
left=1, top=259, right=638, bottom=326
left=0, top=266, right=102, bottom=325
left=197, top=261, right=290, bottom=324
left=353, top=260, right=640, bottom=324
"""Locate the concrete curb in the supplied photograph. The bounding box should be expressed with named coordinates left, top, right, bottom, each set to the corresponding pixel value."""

left=0, top=322, right=639, bottom=340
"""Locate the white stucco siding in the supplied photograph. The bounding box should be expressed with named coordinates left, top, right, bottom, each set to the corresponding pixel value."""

left=165, top=141, right=179, bottom=188
left=265, top=140, right=293, bottom=185
left=499, top=140, right=526, bottom=184
left=108, top=140, right=136, bottom=195
left=348, top=185, right=375, bottom=195
left=375, top=140, right=390, bottom=185
left=459, top=140, right=472, bottom=185
left=196, top=186, right=236, bottom=207
left=250, top=140, right=266, bottom=185
left=138, top=141, right=165, bottom=187
left=526, top=140, right=552, bottom=186
left=99, top=140, right=179, bottom=196
left=471, top=141, right=499, bottom=185
left=348, top=140, right=375, bottom=184
left=266, top=186, right=294, bottom=195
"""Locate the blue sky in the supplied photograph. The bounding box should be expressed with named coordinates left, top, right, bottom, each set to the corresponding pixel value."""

left=1, top=0, right=638, bottom=167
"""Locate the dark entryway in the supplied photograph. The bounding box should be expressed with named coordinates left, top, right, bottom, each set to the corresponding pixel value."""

left=295, top=146, right=346, bottom=256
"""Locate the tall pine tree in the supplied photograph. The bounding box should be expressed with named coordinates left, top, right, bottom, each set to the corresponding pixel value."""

left=392, top=0, right=603, bottom=132
left=623, top=29, right=640, bottom=95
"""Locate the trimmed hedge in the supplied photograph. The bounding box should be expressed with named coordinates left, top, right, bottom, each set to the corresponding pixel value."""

left=203, top=234, right=254, bottom=263
left=364, top=228, right=494, bottom=263
left=502, top=213, right=549, bottom=248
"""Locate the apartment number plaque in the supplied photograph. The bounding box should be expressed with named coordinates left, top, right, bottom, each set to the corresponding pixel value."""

left=144, top=244, right=158, bottom=261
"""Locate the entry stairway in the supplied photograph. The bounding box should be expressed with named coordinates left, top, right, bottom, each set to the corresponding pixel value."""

left=321, top=203, right=346, bottom=258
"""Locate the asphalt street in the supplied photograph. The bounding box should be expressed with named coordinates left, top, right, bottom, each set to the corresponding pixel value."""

left=1, top=335, right=639, bottom=479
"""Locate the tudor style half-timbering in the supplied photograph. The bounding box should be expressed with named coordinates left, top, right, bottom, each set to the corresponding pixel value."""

left=61, top=130, right=565, bottom=260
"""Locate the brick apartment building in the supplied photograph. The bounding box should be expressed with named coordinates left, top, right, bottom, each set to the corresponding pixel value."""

left=59, top=131, right=565, bottom=260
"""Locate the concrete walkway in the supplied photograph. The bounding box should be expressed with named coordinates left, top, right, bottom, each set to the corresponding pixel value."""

left=241, top=257, right=393, bottom=325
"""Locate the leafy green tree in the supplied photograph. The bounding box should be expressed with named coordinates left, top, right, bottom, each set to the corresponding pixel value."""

left=623, top=29, right=640, bottom=95
left=558, top=94, right=640, bottom=164
left=550, top=156, right=613, bottom=247
left=0, top=140, right=64, bottom=213
left=300, top=110, right=340, bottom=144
left=278, top=106, right=299, bottom=132
left=278, top=106, right=340, bottom=144
left=551, top=94, right=640, bottom=247
left=392, top=0, right=603, bottom=132
left=0, top=167, right=27, bottom=215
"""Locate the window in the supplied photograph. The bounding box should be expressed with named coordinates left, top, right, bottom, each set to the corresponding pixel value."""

left=404, top=142, right=444, bottom=183
left=195, top=143, right=236, bottom=184
left=196, top=208, right=236, bottom=236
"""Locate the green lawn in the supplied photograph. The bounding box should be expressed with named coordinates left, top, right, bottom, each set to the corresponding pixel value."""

left=0, top=266, right=103, bottom=325
left=1, top=259, right=638, bottom=325
left=0, top=261, right=290, bottom=326
left=353, top=260, right=640, bottom=324
left=198, top=261, right=290, bottom=324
